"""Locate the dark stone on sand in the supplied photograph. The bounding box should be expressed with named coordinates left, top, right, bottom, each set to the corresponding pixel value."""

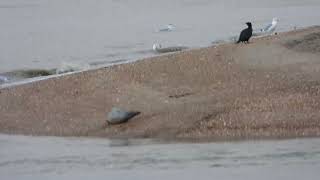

left=107, top=107, right=141, bottom=125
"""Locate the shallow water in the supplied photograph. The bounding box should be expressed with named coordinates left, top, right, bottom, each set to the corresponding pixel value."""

left=1, top=0, right=320, bottom=74
left=1, top=134, right=320, bottom=179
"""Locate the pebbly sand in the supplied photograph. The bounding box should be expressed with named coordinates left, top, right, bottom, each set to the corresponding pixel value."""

left=1, top=26, right=320, bottom=140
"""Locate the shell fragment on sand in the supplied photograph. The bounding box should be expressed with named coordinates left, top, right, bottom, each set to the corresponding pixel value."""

left=152, top=43, right=188, bottom=53
left=107, top=107, right=141, bottom=125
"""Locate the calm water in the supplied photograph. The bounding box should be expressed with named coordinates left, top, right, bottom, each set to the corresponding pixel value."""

left=1, top=134, right=320, bottom=179
left=1, top=0, right=320, bottom=73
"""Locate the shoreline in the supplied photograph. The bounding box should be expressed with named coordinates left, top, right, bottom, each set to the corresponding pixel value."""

left=1, top=26, right=320, bottom=141
left=0, top=133, right=319, bottom=149
left=0, top=25, right=299, bottom=89
left=1, top=132, right=319, bottom=144
left=0, top=25, right=303, bottom=90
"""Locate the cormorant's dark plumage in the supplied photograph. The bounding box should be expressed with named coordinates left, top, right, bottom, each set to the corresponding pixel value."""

left=237, top=22, right=253, bottom=44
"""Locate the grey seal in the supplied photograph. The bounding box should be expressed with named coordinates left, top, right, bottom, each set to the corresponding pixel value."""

left=107, top=107, right=141, bottom=125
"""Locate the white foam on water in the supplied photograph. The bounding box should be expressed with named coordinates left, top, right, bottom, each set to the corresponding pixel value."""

left=0, top=75, right=9, bottom=84
left=55, top=62, right=91, bottom=74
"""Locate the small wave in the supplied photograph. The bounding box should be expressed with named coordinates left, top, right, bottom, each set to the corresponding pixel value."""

left=4, top=69, right=56, bottom=79
left=0, top=62, right=91, bottom=85
left=55, top=62, right=90, bottom=74
left=0, top=3, right=38, bottom=9
left=104, top=42, right=145, bottom=50
left=212, top=35, right=239, bottom=45
left=0, top=69, right=57, bottom=86
left=89, top=59, right=128, bottom=66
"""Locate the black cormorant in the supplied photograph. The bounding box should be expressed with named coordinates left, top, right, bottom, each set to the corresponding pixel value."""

left=237, top=22, right=253, bottom=44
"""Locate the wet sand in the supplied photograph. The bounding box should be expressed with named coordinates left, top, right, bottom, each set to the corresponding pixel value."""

left=1, top=26, right=320, bottom=140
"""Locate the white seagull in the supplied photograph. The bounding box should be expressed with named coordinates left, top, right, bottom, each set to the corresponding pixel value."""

left=0, top=75, right=9, bottom=84
left=158, top=24, right=176, bottom=32
left=152, top=43, right=188, bottom=53
left=261, top=18, right=279, bottom=33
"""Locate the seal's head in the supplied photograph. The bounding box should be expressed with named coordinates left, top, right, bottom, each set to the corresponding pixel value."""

left=152, top=43, right=161, bottom=51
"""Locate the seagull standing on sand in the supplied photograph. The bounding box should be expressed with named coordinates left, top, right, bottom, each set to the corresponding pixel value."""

left=261, top=18, right=279, bottom=33
left=153, top=43, right=162, bottom=51
left=237, top=22, right=253, bottom=44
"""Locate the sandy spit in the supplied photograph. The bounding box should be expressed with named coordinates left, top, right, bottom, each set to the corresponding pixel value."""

left=1, top=26, right=320, bottom=140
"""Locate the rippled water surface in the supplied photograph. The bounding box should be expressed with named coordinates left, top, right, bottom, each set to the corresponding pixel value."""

left=1, top=135, right=320, bottom=179
left=1, top=0, right=320, bottom=73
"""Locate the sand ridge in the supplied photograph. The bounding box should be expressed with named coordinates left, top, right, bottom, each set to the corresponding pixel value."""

left=1, top=26, right=320, bottom=140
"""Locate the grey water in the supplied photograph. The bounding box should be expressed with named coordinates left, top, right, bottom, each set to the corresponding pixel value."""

left=1, top=0, right=320, bottom=74
left=1, top=134, right=320, bottom=179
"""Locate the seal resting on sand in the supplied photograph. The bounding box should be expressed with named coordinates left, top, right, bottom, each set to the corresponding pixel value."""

left=107, top=107, right=141, bottom=125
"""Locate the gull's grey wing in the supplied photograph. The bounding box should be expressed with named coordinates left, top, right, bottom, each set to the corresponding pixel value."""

left=263, top=23, right=272, bottom=32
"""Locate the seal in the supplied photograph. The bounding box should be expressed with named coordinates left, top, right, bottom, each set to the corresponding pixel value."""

left=107, top=107, right=141, bottom=125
